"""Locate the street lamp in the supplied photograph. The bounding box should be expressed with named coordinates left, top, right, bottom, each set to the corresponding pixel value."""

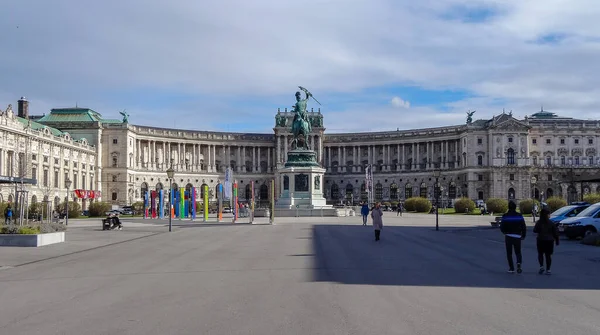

left=433, top=169, right=441, bottom=231
left=166, top=167, right=175, bottom=232
left=531, top=176, right=537, bottom=200
left=65, top=178, right=72, bottom=226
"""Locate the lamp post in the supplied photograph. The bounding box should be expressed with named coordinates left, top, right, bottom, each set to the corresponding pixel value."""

left=531, top=176, right=537, bottom=200
left=65, top=178, right=72, bottom=226
left=166, top=167, right=175, bottom=232
left=433, top=169, right=441, bottom=231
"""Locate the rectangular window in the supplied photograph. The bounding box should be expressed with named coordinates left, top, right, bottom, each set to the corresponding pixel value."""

left=478, top=175, right=483, bottom=181
left=532, top=139, right=537, bottom=144
left=82, top=173, right=86, bottom=190
left=546, top=139, right=551, bottom=144
left=112, top=192, right=118, bottom=201
left=589, top=138, right=594, bottom=145
left=510, top=174, right=514, bottom=181
left=44, top=156, right=49, bottom=163
left=508, top=137, right=513, bottom=143
left=477, top=138, right=482, bottom=145
left=54, top=170, right=59, bottom=188
left=32, top=154, right=37, bottom=161
left=590, top=156, right=594, bottom=166
left=55, top=158, right=59, bottom=165
left=113, top=139, right=118, bottom=144
left=547, top=174, right=552, bottom=181
left=73, top=173, right=78, bottom=189
left=64, top=172, right=69, bottom=187
left=560, top=139, right=565, bottom=144
left=32, top=167, right=37, bottom=180
left=43, top=169, right=48, bottom=187
left=575, top=139, right=579, bottom=144
left=533, top=156, right=537, bottom=165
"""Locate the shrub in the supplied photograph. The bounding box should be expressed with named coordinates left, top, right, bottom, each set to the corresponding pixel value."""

left=518, top=199, right=540, bottom=214
left=404, top=197, right=418, bottom=211
left=18, top=227, right=40, bottom=234
left=390, top=201, right=399, bottom=208
left=56, top=201, right=81, bottom=219
left=36, top=223, right=67, bottom=233
left=0, top=225, right=19, bottom=234
left=454, top=197, right=475, bottom=213
left=413, top=198, right=432, bottom=213
left=486, top=198, right=508, bottom=214
left=546, top=196, right=567, bottom=212
left=383, top=202, right=391, bottom=208
left=88, top=202, right=113, bottom=217
left=583, top=193, right=600, bottom=204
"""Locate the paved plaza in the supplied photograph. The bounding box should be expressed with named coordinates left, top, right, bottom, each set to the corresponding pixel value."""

left=1, top=213, right=600, bottom=334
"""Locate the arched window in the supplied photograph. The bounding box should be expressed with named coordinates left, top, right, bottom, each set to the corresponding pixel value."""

left=375, top=183, right=383, bottom=201
left=507, top=148, right=515, bottom=165
left=508, top=188, right=515, bottom=200
left=561, top=156, right=566, bottom=165
left=140, top=182, right=149, bottom=198
left=448, top=182, right=457, bottom=199
left=155, top=183, right=163, bottom=191
left=405, top=183, right=413, bottom=199
left=345, top=184, right=354, bottom=201
left=259, top=184, right=268, bottom=200
left=546, top=156, right=552, bottom=166
left=546, top=188, right=553, bottom=198
left=331, top=183, right=339, bottom=200
left=390, top=183, right=398, bottom=200
left=360, top=183, right=368, bottom=201
left=419, top=182, right=427, bottom=198
left=245, top=184, right=251, bottom=200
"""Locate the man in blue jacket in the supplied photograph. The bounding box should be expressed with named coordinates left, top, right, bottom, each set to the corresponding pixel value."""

left=500, top=201, right=527, bottom=273
left=360, top=202, right=369, bottom=226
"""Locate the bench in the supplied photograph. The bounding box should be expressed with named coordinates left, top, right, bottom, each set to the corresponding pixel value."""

left=490, top=216, right=502, bottom=227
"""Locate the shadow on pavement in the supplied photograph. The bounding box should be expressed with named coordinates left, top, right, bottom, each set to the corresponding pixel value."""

left=311, top=224, right=600, bottom=290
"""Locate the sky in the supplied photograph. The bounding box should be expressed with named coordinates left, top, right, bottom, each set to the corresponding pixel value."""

left=1, top=0, right=599, bottom=133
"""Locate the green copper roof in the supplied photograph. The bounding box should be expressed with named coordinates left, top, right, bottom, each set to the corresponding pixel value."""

left=15, top=116, right=64, bottom=136
left=36, top=107, right=123, bottom=125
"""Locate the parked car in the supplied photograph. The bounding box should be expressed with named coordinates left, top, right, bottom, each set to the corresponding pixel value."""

left=551, top=203, right=590, bottom=226
left=559, top=203, right=600, bottom=239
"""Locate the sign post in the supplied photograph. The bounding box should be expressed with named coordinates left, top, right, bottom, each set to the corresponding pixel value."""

left=232, top=182, right=238, bottom=223
left=218, top=183, right=223, bottom=222
left=270, top=179, right=275, bottom=224
left=250, top=181, right=255, bottom=223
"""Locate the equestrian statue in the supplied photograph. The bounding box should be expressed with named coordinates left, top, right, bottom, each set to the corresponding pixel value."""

left=290, top=86, right=320, bottom=150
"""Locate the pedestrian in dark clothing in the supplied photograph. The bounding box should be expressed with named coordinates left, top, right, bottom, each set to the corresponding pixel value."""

left=533, top=208, right=559, bottom=275
left=360, top=203, right=369, bottom=226
left=396, top=203, right=403, bottom=217
left=500, top=201, right=527, bottom=274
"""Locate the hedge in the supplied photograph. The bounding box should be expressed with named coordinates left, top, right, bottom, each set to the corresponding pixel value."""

left=454, top=197, right=475, bottom=213
left=88, top=202, right=113, bottom=217
left=485, top=198, right=508, bottom=214
left=413, top=197, right=432, bottom=213
left=583, top=193, right=600, bottom=204
left=56, top=201, right=81, bottom=219
left=518, top=199, right=540, bottom=214
left=404, top=197, right=417, bottom=211
left=546, top=196, right=567, bottom=213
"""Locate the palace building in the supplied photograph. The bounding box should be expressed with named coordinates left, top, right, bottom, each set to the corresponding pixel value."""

left=1, top=97, right=599, bottom=211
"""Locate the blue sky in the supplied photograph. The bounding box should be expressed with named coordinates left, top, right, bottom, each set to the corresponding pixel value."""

left=1, top=0, right=599, bottom=133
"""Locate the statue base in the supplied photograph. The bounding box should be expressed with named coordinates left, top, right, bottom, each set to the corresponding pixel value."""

left=275, top=149, right=333, bottom=215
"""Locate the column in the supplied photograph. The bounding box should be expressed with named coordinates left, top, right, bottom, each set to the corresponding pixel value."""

left=152, top=141, right=156, bottom=169
left=213, top=145, right=217, bottom=172
left=444, top=140, right=448, bottom=169
left=267, top=147, right=271, bottom=172
left=283, top=135, right=288, bottom=159
left=136, top=140, right=140, bottom=168
left=455, top=140, right=459, bottom=167
left=252, top=146, right=257, bottom=172
left=327, top=147, right=331, bottom=168
left=397, top=144, right=400, bottom=171
left=276, top=136, right=281, bottom=165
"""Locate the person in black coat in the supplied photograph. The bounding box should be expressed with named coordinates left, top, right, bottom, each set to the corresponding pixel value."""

left=500, top=201, right=527, bottom=273
left=533, top=208, right=560, bottom=275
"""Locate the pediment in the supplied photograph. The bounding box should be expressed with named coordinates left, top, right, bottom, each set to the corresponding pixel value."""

left=490, top=117, right=530, bottom=131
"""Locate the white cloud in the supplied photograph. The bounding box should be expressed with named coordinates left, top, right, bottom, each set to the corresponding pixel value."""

left=0, top=0, right=599, bottom=131
left=390, top=96, right=411, bottom=108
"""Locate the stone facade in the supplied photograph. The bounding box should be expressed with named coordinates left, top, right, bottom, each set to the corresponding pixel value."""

left=3, top=97, right=600, bottom=209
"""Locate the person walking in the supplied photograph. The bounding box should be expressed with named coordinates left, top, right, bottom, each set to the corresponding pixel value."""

left=4, top=205, right=13, bottom=225
left=533, top=208, right=560, bottom=275
left=371, top=202, right=384, bottom=241
left=500, top=201, right=527, bottom=273
left=396, top=202, right=403, bottom=217
left=360, top=202, right=369, bottom=226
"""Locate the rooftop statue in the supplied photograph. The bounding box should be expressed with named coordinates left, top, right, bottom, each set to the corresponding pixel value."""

left=291, top=86, right=321, bottom=150
left=120, top=110, right=129, bottom=123
left=466, top=110, right=475, bottom=124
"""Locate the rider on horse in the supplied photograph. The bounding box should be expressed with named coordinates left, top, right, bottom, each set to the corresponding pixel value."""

left=291, top=90, right=312, bottom=149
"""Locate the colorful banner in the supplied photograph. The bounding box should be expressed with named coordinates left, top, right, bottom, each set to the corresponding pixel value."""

left=179, top=188, right=185, bottom=219
left=151, top=191, right=157, bottom=218
left=224, top=167, right=232, bottom=199
left=233, top=182, right=238, bottom=223
left=250, top=181, right=255, bottom=223
left=218, top=183, right=223, bottom=221
left=203, top=184, right=209, bottom=222
left=144, top=190, right=149, bottom=219
left=159, top=189, right=164, bottom=219
left=191, top=187, right=196, bottom=219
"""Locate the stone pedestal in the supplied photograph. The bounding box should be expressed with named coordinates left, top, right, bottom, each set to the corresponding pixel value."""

left=275, top=149, right=332, bottom=212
